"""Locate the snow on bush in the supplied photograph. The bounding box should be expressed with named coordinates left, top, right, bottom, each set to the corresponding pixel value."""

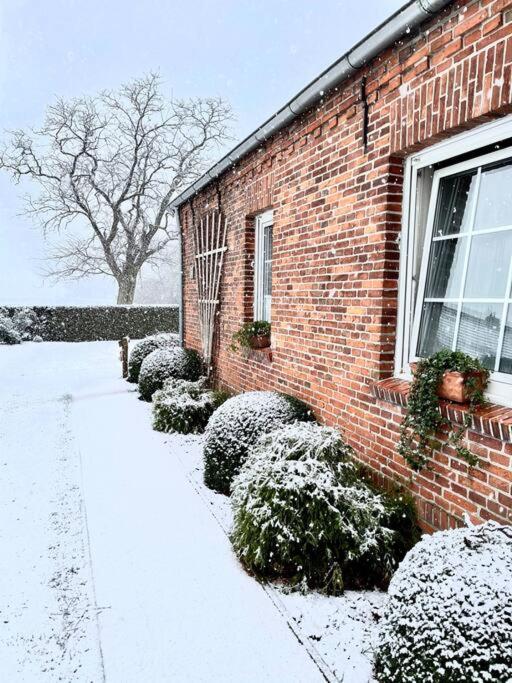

left=0, top=309, right=21, bottom=344
left=138, top=347, right=202, bottom=401
left=251, top=421, right=356, bottom=472
left=231, top=422, right=418, bottom=594
left=203, top=391, right=313, bottom=495
left=128, top=333, right=179, bottom=383
left=12, top=307, right=38, bottom=340
left=374, top=522, right=512, bottom=683
left=152, top=378, right=227, bottom=434
left=0, top=306, right=38, bottom=344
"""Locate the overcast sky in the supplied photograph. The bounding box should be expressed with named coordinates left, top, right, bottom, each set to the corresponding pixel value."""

left=0, top=0, right=404, bottom=305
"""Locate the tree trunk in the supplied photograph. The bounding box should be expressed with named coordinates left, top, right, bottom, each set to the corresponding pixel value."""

left=116, top=273, right=138, bottom=304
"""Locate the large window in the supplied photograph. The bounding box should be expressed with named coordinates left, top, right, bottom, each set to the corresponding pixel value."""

left=396, top=117, right=512, bottom=405
left=254, top=210, right=273, bottom=322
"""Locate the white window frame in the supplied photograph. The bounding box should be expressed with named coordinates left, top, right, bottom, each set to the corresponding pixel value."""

left=395, top=115, right=512, bottom=407
left=254, top=209, right=273, bottom=322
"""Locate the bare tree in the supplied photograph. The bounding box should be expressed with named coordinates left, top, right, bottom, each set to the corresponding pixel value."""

left=0, top=74, right=232, bottom=303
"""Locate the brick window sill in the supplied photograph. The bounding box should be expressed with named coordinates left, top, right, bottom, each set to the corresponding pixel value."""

left=372, top=378, right=512, bottom=443
left=242, top=347, right=273, bottom=365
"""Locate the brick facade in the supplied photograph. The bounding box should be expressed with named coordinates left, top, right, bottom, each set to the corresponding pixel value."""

left=179, top=0, right=512, bottom=531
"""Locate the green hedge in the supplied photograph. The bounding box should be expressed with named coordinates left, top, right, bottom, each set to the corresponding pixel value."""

left=5, top=306, right=178, bottom=342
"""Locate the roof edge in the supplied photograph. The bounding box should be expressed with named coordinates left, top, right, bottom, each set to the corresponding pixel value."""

left=171, top=0, right=453, bottom=211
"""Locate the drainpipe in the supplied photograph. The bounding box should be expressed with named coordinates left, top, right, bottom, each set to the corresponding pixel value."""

left=174, top=209, right=184, bottom=346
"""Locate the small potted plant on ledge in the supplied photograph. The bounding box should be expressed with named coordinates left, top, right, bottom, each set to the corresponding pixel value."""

left=231, top=321, right=271, bottom=352
left=399, top=349, right=489, bottom=472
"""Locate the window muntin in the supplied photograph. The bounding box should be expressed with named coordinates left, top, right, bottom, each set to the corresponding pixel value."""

left=254, top=210, right=273, bottom=322
left=412, top=153, right=512, bottom=376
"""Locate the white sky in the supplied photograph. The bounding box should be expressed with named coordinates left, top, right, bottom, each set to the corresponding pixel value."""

left=0, top=0, right=404, bottom=305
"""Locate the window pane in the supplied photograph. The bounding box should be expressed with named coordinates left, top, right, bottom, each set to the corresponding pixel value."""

left=456, top=303, right=501, bottom=370
left=263, top=225, right=273, bottom=297
left=417, top=301, right=457, bottom=357
left=474, top=160, right=512, bottom=231
left=424, top=237, right=467, bottom=299
left=264, top=261, right=272, bottom=297
left=264, top=295, right=271, bottom=322
left=433, top=171, right=478, bottom=237
left=464, top=231, right=512, bottom=299
left=499, top=306, right=512, bottom=374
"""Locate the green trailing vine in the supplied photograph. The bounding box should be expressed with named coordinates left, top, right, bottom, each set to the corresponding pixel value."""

left=398, top=350, right=489, bottom=471
left=230, top=320, right=271, bottom=352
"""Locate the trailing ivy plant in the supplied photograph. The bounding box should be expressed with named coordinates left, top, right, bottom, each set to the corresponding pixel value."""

left=398, top=349, right=489, bottom=471
left=230, top=320, right=271, bottom=352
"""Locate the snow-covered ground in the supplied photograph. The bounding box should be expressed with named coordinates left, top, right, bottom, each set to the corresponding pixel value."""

left=0, top=341, right=384, bottom=682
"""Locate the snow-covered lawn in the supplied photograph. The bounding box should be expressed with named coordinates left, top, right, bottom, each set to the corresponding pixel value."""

left=0, top=341, right=384, bottom=682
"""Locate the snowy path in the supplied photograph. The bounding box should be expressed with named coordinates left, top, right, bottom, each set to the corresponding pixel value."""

left=0, top=343, right=108, bottom=681
left=0, top=342, right=327, bottom=682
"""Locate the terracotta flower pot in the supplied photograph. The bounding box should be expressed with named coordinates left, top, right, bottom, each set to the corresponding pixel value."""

left=410, top=363, right=487, bottom=404
left=249, top=334, right=271, bottom=350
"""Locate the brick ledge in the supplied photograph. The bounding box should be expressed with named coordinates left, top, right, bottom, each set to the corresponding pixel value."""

left=241, top=347, right=273, bottom=365
left=372, top=378, right=512, bottom=443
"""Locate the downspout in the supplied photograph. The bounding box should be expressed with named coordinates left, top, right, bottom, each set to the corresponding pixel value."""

left=175, top=209, right=184, bottom=346
left=360, top=76, right=369, bottom=151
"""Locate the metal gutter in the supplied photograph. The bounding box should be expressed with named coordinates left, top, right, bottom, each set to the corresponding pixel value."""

left=170, top=0, right=453, bottom=210
left=175, top=212, right=184, bottom=345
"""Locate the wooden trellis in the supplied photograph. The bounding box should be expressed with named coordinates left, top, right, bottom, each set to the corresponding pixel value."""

left=193, top=209, right=227, bottom=372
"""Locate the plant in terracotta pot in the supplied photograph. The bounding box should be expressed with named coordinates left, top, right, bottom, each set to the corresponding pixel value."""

left=231, top=321, right=271, bottom=352
left=399, top=350, right=489, bottom=471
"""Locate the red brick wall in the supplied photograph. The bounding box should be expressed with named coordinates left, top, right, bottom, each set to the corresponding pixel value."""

left=180, top=0, right=512, bottom=531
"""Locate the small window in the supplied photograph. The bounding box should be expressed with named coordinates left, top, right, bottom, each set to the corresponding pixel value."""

left=254, top=210, right=273, bottom=322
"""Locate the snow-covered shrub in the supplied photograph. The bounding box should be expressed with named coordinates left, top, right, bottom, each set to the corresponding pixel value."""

left=252, top=422, right=356, bottom=473
left=231, top=422, right=418, bottom=593
left=12, top=307, right=38, bottom=340
left=138, top=347, right=202, bottom=401
left=0, top=309, right=21, bottom=344
left=152, top=378, right=227, bottom=434
left=0, top=306, right=38, bottom=344
left=374, top=522, right=512, bottom=683
left=203, top=391, right=313, bottom=495
left=349, top=485, right=419, bottom=589
left=128, top=333, right=179, bottom=382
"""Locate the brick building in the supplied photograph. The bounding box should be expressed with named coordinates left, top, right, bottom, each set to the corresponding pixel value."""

left=172, top=0, right=512, bottom=531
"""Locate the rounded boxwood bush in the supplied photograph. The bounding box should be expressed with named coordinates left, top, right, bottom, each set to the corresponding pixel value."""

left=152, top=378, right=227, bottom=434
left=138, top=347, right=202, bottom=401
left=374, top=522, right=512, bottom=683
left=231, top=422, right=418, bottom=594
left=128, top=333, right=179, bottom=383
left=203, top=391, right=313, bottom=495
